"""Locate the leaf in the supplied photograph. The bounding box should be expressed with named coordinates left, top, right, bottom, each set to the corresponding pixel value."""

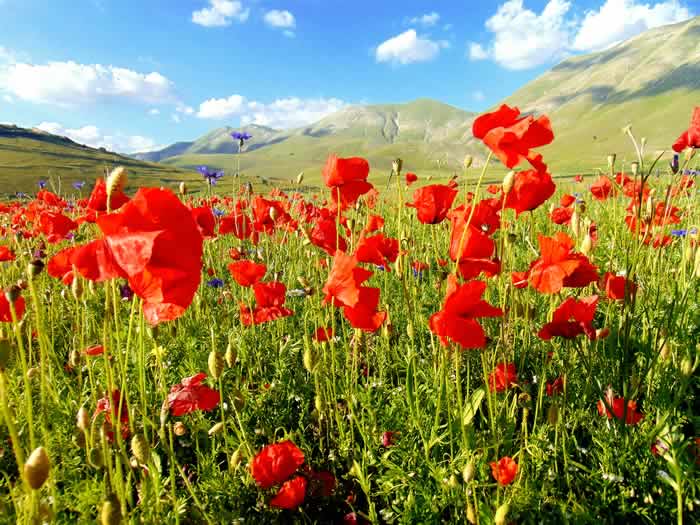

left=463, top=387, right=485, bottom=427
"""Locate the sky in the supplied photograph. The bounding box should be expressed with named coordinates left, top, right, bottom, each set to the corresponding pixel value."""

left=0, top=0, right=696, bottom=153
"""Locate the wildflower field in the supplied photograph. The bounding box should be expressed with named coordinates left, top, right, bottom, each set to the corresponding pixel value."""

left=0, top=104, right=699, bottom=524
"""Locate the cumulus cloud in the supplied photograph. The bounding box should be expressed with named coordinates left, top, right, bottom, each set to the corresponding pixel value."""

left=409, top=12, right=440, bottom=26
left=1, top=61, right=176, bottom=107
left=573, top=0, right=692, bottom=51
left=468, top=0, right=694, bottom=70
left=36, top=122, right=159, bottom=154
left=195, top=95, right=347, bottom=128
left=264, top=9, right=296, bottom=28
left=192, top=0, right=249, bottom=27
left=375, top=30, right=448, bottom=65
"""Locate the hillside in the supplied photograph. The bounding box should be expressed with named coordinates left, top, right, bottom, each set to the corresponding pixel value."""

left=506, top=16, right=700, bottom=171
left=0, top=125, right=199, bottom=196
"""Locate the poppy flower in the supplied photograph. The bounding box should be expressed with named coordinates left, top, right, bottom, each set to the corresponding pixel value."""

left=574, top=175, right=584, bottom=183
left=590, top=176, right=616, bottom=201
left=0, top=293, right=25, bottom=322
left=309, top=217, right=347, bottom=256
left=597, top=389, right=644, bottom=425
left=429, top=275, right=502, bottom=349
left=363, top=214, right=385, bottom=234
left=528, top=233, right=598, bottom=294
left=228, top=260, right=267, bottom=287
left=72, top=188, right=204, bottom=325
left=490, top=456, right=518, bottom=485
left=406, top=184, right=458, bottom=224
left=240, top=281, right=293, bottom=326
left=270, top=476, right=307, bottom=510
left=600, top=272, right=637, bottom=301
left=341, top=286, right=387, bottom=332
left=37, top=211, right=78, bottom=243
left=36, top=189, right=65, bottom=208
left=190, top=206, right=216, bottom=239
left=405, top=173, right=418, bottom=185
left=0, top=246, right=15, bottom=262
left=550, top=206, right=574, bottom=225
left=83, top=344, right=105, bottom=357
left=487, top=184, right=501, bottom=194
left=381, top=431, right=398, bottom=447
left=672, top=107, right=700, bottom=152
left=250, top=441, right=305, bottom=489
left=538, top=296, right=598, bottom=340
left=546, top=377, right=564, bottom=396
left=313, top=327, right=334, bottom=342
left=308, top=470, right=336, bottom=498
left=560, top=194, right=576, bottom=207
left=511, top=271, right=529, bottom=289
left=472, top=104, right=554, bottom=172
left=323, top=155, right=374, bottom=211
left=93, top=389, right=129, bottom=441
left=87, top=178, right=130, bottom=212
left=355, top=233, right=399, bottom=267
left=488, top=362, right=518, bottom=392
left=502, top=169, right=556, bottom=216
left=219, top=212, right=254, bottom=241
left=167, top=373, right=220, bottom=417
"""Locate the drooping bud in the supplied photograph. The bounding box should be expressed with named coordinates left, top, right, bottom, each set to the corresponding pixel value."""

left=88, top=447, right=104, bottom=469
left=178, top=182, right=187, bottom=196
left=463, top=155, right=473, bottom=169
left=208, top=422, right=225, bottom=436
left=224, top=342, right=236, bottom=368
left=502, top=171, right=515, bottom=194
left=571, top=208, right=581, bottom=238
left=208, top=350, right=224, bottom=380
left=494, top=502, right=510, bottom=525
left=680, top=356, right=694, bottom=378
left=76, top=406, right=90, bottom=433
left=229, top=447, right=243, bottom=471
left=71, top=275, right=84, bottom=300
left=462, top=461, right=475, bottom=483
left=100, top=494, right=122, bottom=525
left=547, top=404, right=559, bottom=425
left=580, top=233, right=593, bottom=256
left=130, top=434, right=149, bottom=464
left=303, top=346, right=317, bottom=373
left=24, top=446, right=50, bottom=490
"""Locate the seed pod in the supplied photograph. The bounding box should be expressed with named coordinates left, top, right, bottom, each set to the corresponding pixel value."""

left=100, top=494, right=122, bottom=525
left=495, top=502, right=510, bottom=525
left=502, top=171, right=515, bottom=194
left=462, top=461, right=475, bottom=483
left=224, top=342, right=237, bottom=368
left=24, top=447, right=50, bottom=489
left=208, top=422, right=225, bottom=436
left=208, top=350, right=225, bottom=380
left=130, top=434, right=149, bottom=464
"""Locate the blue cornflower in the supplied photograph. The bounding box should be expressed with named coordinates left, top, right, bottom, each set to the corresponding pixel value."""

left=376, top=265, right=386, bottom=272
left=207, top=278, right=224, bottom=288
left=231, top=131, right=252, bottom=141
left=213, top=208, right=226, bottom=217
left=120, top=283, right=134, bottom=301
left=198, top=166, right=224, bottom=185
left=38, top=180, right=47, bottom=189
left=73, top=181, right=86, bottom=190
left=412, top=268, right=424, bottom=280
left=671, top=227, right=698, bottom=237
left=15, top=192, right=28, bottom=199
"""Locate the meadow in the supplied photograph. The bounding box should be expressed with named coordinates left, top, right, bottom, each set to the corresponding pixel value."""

left=0, top=104, right=698, bottom=525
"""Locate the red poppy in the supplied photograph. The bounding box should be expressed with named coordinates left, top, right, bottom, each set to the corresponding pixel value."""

left=488, top=362, right=518, bottom=392
left=72, top=188, right=204, bottom=325
left=502, top=169, right=556, bottom=216
left=313, top=327, right=334, bottom=342
left=167, top=373, right=220, bottom=416
left=229, top=247, right=244, bottom=260
left=574, top=175, right=584, bottom=183
left=323, top=155, right=374, bottom=211
left=600, top=272, right=637, bottom=301
left=355, top=233, right=399, bottom=267
left=550, top=206, right=574, bottom=225
left=0, top=246, right=15, bottom=262
left=511, top=271, right=529, bottom=289
left=93, top=389, right=129, bottom=440
left=590, top=176, right=615, bottom=200
left=490, top=456, right=518, bottom=485
left=309, top=217, right=347, bottom=256
left=528, top=233, right=598, bottom=294
left=405, top=173, right=418, bottom=185
left=308, top=470, right=336, bottom=498
left=429, top=275, right=502, bottom=349
left=363, top=214, right=385, bottom=234
left=36, top=190, right=65, bottom=208
left=240, top=281, right=293, bottom=326
left=472, top=104, right=554, bottom=172
left=381, top=431, right=398, bottom=447
left=322, top=252, right=372, bottom=308
left=597, top=389, right=644, bottom=425
left=219, top=212, right=254, bottom=241
left=37, top=211, right=78, bottom=243
left=0, top=293, right=25, bottom=322
left=87, top=178, right=130, bottom=212
left=487, top=184, right=501, bottom=195
left=560, top=194, right=576, bottom=207
left=250, top=440, right=305, bottom=489
left=406, top=184, right=458, bottom=224
left=270, top=476, right=307, bottom=510
left=342, top=286, right=387, bottom=332
left=83, top=344, right=105, bottom=357
left=228, top=260, right=267, bottom=287
left=190, top=206, right=216, bottom=239
left=412, top=261, right=429, bottom=273
left=546, top=377, right=564, bottom=396
left=672, top=107, right=700, bottom=152
left=538, top=296, right=598, bottom=340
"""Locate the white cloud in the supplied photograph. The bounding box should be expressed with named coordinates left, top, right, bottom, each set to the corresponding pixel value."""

left=573, top=0, right=692, bottom=51
left=148, top=108, right=160, bottom=115
left=472, top=90, right=486, bottom=102
left=171, top=114, right=182, bottom=124
left=2, top=94, right=13, bottom=104
left=264, top=9, right=296, bottom=29
left=409, top=12, right=440, bottom=26
left=1, top=61, right=176, bottom=107
left=192, top=0, right=249, bottom=27
left=469, top=0, right=694, bottom=70
left=195, top=95, right=347, bottom=128
left=375, top=30, right=448, bottom=65
left=36, top=122, right=158, bottom=153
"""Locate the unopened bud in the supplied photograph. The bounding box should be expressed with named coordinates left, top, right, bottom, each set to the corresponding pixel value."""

left=296, top=172, right=304, bottom=185
left=392, top=158, right=403, bottom=175
left=463, top=155, right=473, bottom=169
left=680, top=356, right=694, bottom=378
left=208, top=350, right=224, bottom=380
left=631, top=162, right=640, bottom=177
left=229, top=447, right=243, bottom=471
left=303, top=346, right=317, bottom=373
left=406, top=321, right=414, bottom=340
left=71, top=276, right=84, bottom=300
left=100, top=494, right=122, bottom=525
left=462, top=461, right=475, bottom=483
left=495, top=502, right=510, bottom=525
left=269, top=207, right=280, bottom=221
left=178, top=182, right=187, bottom=196
left=130, top=434, right=149, bottom=464
left=24, top=446, right=50, bottom=490
left=607, top=154, right=616, bottom=171
left=502, top=171, right=515, bottom=194
left=208, top=422, right=225, bottom=436
left=547, top=404, right=559, bottom=425
left=224, top=342, right=237, bottom=368
left=580, top=233, right=593, bottom=255
left=106, top=167, right=127, bottom=198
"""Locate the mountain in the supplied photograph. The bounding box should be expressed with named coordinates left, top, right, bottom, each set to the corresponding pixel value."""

left=0, top=124, right=197, bottom=195
left=506, top=16, right=700, bottom=171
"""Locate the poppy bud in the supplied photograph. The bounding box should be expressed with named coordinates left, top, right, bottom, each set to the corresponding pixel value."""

left=463, top=155, right=473, bottom=169
left=296, top=172, right=304, bottom=185
left=208, top=422, right=225, bottom=436
left=680, top=356, right=694, bottom=378
left=73, top=429, right=87, bottom=449
left=244, top=182, right=253, bottom=194
left=596, top=327, right=610, bottom=339
left=26, top=367, right=39, bottom=380
left=173, top=422, right=187, bottom=436
left=502, top=171, right=515, bottom=194
left=303, top=346, right=317, bottom=373
left=178, top=182, right=187, bottom=196
left=100, top=493, right=122, bottom=525
left=547, top=404, right=559, bottom=425
left=88, top=447, right=104, bottom=469
left=208, top=350, right=224, bottom=380
left=659, top=340, right=671, bottom=361
left=24, top=446, right=50, bottom=490
left=580, top=233, right=593, bottom=256
left=447, top=474, right=459, bottom=489
left=495, top=502, right=510, bottom=525
left=631, top=162, right=640, bottom=177
left=406, top=321, right=414, bottom=340
left=462, top=461, right=475, bottom=483
left=392, top=158, right=403, bottom=175
left=224, top=342, right=236, bottom=368
left=4, top=285, right=20, bottom=304
left=685, top=148, right=696, bottom=161
left=106, top=167, right=127, bottom=198
left=27, top=259, right=45, bottom=278
left=426, top=175, right=433, bottom=181
left=130, top=434, right=149, bottom=464
left=69, top=349, right=81, bottom=369
left=640, top=137, right=647, bottom=151
left=571, top=209, right=581, bottom=238
left=607, top=154, right=616, bottom=171
left=466, top=503, right=477, bottom=524
left=314, top=395, right=324, bottom=413
left=76, top=406, right=90, bottom=433
left=269, top=207, right=280, bottom=221
left=71, top=276, right=84, bottom=300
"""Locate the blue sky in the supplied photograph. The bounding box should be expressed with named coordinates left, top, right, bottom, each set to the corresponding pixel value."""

left=0, top=0, right=695, bottom=152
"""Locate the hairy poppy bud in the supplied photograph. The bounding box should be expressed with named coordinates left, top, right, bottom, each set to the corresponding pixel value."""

left=466, top=503, right=477, bottom=524
left=76, top=408, right=90, bottom=435
left=680, top=356, right=694, bottom=378
left=547, top=404, right=559, bottom=425
left=296, top=172, right=304, bottom=185
left=303, top=346, right=317, bottom=373
left=426, top=174, right=433, bottom=181
left=631, top=162, right=640, bottom=177
left=659, top=340, right=671, bottom=361
left=224, top=342, right=236, bottom=368
left=208, top=350, right=224, bottom=380
left=462, top=461, right=475, bottom=483
left=106, top=167, right=127, bottom=198
left=269, top=207, right=280, bottom=221
left=314, top=395, right=324, bottom=413
left=28, top=259, right=44, bottom=278
left=392, top=158, right=403, bottom=175
left=495, top=502, right=510, bottom=525
left=463, top=155, right=473, bottom=169
left=571, top=209, right=581, bottom=238
left=130, top=434, right=149, bottom=464
left=406, top=321, right=414, bottom=340
left=100, top=494, right=122, bottom=525
left=24, top=446, right=50, bottom=490
left=580, top=233, right=593, bottom=256
left=178, top=182, right=187, bottom=196
left=502, top=171, right=515, bottom=194
left=71, top=276, right=84, bottom=300
left=229, top=447, right=243, bottom=471
left=26, top=367, right=39, bottom=380
left=208, top=422, right=225, bottom=436
left=607, top=154, right=616, bottom=172
left=88, top=447, right=104, bottom=469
